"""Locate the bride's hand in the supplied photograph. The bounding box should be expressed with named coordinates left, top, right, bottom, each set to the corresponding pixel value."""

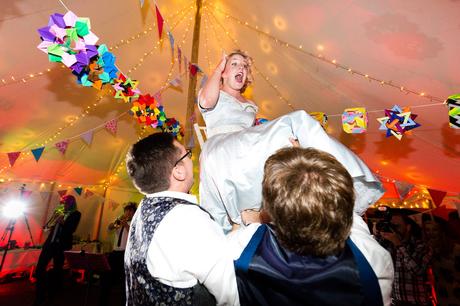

left=289, top=137, right=300, bottom=147
left=217, top=52, right=227, bottom=72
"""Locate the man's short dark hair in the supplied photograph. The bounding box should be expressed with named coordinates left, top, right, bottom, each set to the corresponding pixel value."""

left=126, top=132, right=181, bottom=194
left=262, top=147, right=355, bottom=257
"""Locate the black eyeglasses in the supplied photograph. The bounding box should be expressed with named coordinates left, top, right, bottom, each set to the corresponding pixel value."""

left=174, top=149, right=192, bottom=167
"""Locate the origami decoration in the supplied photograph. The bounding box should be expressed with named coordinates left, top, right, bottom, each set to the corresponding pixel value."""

left=112, top=73, right=141, bottom=103
left=74, top=44, right=118, bottom=90
left=377, top=105, right=421, bottom=140
left=309, top=112, right=328, bottom=129
left=161, top=118, right=184, bottom=140
left=342, top=107, right=368, bottom=134
left=37, top=11, right=99, bottom=74
left=129, top=94, right=165, bottom=127
left=446, top=94, right=460, bottom=129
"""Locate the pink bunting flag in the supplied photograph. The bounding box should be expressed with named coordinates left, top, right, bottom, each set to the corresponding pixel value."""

left=169, top=77, right=182, bottom=88
left=428, top=188, right=447, bottom=207
left=81, top=130, right=94, bottom=146
left=153, top=92, right=162, bottom=105
left=155, top=5, right=164, bottom=40
left=84, top=189, right=94, bottom=198
left=21, top=190, right=33, bottom=199
left=55, top=140, right=69, bottom=155
left=57, top=189, right=68, bottom=197
left=40, top=191, right=50, bottom=200
left=105, top=119, right=118, bottom=135
left=7, top=152, right=21, bottom=167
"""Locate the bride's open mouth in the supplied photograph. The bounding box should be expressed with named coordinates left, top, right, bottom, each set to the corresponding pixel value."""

left=235, top=72, right=244, bottom=83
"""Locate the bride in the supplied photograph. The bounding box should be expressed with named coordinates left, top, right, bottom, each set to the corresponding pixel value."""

left=198, top=50, right=383, bottom=232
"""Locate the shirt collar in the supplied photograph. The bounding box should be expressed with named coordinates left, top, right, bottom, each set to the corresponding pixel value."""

left=146, top=190, right=198, bottom=204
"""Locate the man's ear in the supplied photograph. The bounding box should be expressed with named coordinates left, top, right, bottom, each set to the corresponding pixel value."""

left=172, top=164, right=186, bottom=182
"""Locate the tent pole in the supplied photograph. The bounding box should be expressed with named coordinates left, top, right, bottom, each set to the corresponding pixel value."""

left=95, top=186, right=108, bottom=242
left=184, top=0, right=203, bottom=147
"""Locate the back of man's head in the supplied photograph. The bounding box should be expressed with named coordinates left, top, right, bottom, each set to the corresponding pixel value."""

left=262, top=147, right=355, bottom=257
left=126, top=132, right=180, bottom=194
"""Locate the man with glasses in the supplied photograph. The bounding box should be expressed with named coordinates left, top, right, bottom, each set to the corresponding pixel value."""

left=124, top=132, right=239, bottom=305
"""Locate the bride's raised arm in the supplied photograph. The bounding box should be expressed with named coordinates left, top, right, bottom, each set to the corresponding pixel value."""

left=198, top=53, right=227, bottom=109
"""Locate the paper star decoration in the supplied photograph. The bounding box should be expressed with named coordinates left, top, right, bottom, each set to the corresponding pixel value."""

left=376, top=105, right=421, bottom=140
left=309, top=112, right=328, bottom=130
left=342, top=107, right=368, bottom=134
left=446, top=94, right=460, bottom=129
left=112, top=73, right=141, bottom=103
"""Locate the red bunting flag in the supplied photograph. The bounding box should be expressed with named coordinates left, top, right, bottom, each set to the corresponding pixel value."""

left=57, top=190, right=67, bottom=197
left=84, top=189, right=94, bottom=198
left=427, top=188, right=447, bottom=207
left=7, top=152, right=21, bottom=167
left=155, top=5, right=164, bottom=40
left=189, top=63, right=198, bottom=76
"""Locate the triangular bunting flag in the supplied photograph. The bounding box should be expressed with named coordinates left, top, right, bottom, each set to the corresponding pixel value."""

left=84, top=189, right=94, bottom=198
left=110, top=200, right=120, bottom=211
left=7, top=152, right=21, bottom=167
left=57, top=189, right=67, bottom=197
left=139, top=0, right=145, bottom=7
left=178, top=47, right=182, bottom=72
left=189, top=63, right=198, bottom=76
left=155, top=5, right=164, bottom=40
left=31, top=147, right=45, bottom=162
left=74, top=187, right=83, bottom=196
left=169, top=77, right=182, bottom=88
left=105, top=119, right=118, bottom=135
left=81, top=130, right=94, bottom=146
left=55, top=140, right=69, bottom=155
left=40, top=191, right=50, bottom=200
left=167, top=31, right=174, bottom=57
left=394, top=181, right=414, bottom=199
left=427, top=188, right=447, bottom=207
left=153, top=92, right=162, bottom=105
left=21, top=190, right=33, bottom=199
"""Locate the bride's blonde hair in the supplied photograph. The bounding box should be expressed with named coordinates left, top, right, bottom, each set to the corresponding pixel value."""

left=226, top=49, right=254, bottom=93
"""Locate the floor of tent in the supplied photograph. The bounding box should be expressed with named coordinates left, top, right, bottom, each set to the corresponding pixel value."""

left=0, top=271, right=125, bottom=306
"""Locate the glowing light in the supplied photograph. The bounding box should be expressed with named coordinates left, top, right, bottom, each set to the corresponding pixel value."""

left=3, top=200, right=26, bottom=219
left=316, top=44, right=324, bottom=51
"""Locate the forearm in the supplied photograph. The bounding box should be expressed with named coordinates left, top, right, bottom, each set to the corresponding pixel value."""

left=199, top=69, right=222, bottom=109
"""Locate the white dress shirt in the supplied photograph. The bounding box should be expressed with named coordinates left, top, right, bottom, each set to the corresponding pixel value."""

left=144, top=191, right=239, bottom=306
left=227, top=213, right=394, bottom=306
left=111, top=221, right=130, bottom=251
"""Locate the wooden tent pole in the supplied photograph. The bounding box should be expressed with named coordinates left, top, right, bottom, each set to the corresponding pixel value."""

left=184, top=0, right=203, bottom=147
left=95, top=186, right=108, bottom=241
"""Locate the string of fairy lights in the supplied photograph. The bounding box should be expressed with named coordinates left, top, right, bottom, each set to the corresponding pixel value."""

left=209, top=3, right=446, bottom=104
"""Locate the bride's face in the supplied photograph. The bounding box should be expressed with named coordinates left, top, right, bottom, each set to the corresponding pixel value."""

left=222, top=54, right=249, bottom=91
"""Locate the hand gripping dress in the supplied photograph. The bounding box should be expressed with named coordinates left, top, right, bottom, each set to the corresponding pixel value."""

left=199, top=91, right=383, bottom=232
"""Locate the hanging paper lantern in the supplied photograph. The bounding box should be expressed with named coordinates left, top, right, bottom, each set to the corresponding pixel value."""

left=446, top=94, right=460, bottom=129
left=376, top=105, right=421, bottom=140
left=309, top=112, right=328, bottom=129
left=342, top=107, right=368, bottom=134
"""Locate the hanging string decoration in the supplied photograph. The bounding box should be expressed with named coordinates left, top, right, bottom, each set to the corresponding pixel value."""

left=309, top=112, right=328, bottom=129
left=112, top=73, right=141, bottom=103
left=37, top=11, right=99, bottom=74
left=75, top=44, right=118, bottom=90
left=342, top=107, right=368, bottom=134
left=377, top=105, right=421, bottom=140
left=446, top=94, right=460, bottom=129
left=37, top=11, right=183, bottom=139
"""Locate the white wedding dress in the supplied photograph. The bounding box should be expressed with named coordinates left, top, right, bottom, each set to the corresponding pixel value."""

left=199, top=90, right=383, bottom=232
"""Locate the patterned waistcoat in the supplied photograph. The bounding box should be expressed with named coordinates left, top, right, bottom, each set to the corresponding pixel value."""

left=125, top=196, right=196, bottom=306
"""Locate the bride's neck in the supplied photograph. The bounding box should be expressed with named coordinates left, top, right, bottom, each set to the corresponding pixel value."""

left=221, top=86, right=243, bottom=100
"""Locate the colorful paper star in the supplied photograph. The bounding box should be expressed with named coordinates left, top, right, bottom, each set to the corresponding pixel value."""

left=377, top=105, right=421, bottom=140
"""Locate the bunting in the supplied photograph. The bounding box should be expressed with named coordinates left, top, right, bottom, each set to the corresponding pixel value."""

left=167, top=31, right=175, bottom=57
left=178, top=47, right=182, bottom=72
left=84, top=189, right=94, bottom=198
left=74, top=187, right=83, bottom=195
left=7, top=152, right=21, bottom=167
left=105, top=119, right=118, bottom=135
left=394, top=181, right=414, bottom=199
left=81, top=130, right=94, bottom=146
left=155, top=5, right=164, bottom=40
left=40, top=191, right=50, bottom=200
left=57, top=189, right=68, bottom=197
left=427, top=188, right=447, bottom=207
left=31, top=147, right=45, bottom=162
left=55, top=140, right=69, bottom=155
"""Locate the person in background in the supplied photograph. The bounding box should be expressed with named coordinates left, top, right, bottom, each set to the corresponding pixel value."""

left=228, top=147, right=393, bottom=306
left=34, top=195, right=81, bottom=306
left=376, top=210, right=433, bottom=306
left=197, top=49, right=383, bottom=232
left=100, top=202, right=137, bottom=306
left=124, top=132, right=239, bottom=305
